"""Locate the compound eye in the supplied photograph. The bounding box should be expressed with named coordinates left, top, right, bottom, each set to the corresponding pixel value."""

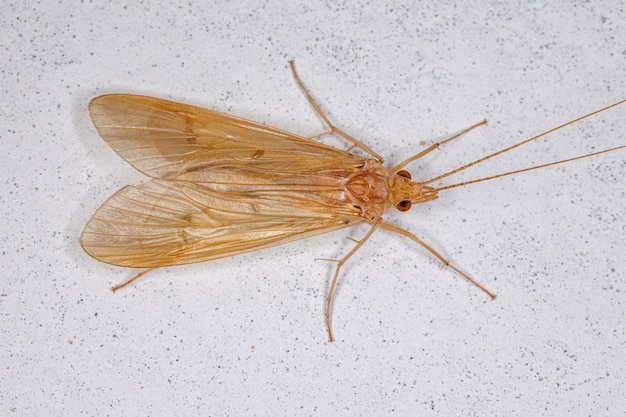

left=396, top=200, right=412, bottom=211
left=396, top=170, right=411, bottom=179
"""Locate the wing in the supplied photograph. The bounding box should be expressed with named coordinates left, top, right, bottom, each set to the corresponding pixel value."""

left=84, top=95, right=375, bottom=267
left=88, top=94, right=366, bottom=182
left=81, top=180, right=366, bottom=267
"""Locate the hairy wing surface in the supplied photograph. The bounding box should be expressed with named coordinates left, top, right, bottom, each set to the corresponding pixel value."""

left=81, top=179, right=365, bottom=267
left=88, top=94, right=367, bottom=183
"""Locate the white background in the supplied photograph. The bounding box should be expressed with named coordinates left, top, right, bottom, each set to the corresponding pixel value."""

left=2, top=0, right=625, bottom=415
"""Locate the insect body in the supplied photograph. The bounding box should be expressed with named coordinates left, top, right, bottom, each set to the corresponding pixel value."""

left=81, top=62, right=625, bottom=341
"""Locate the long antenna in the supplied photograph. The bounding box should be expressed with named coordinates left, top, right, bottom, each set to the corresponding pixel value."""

left=422, top=99, right=626, bottom=186
left=434, top=145, right=626, bottom=192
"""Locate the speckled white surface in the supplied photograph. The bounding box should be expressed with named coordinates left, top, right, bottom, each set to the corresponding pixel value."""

left=1, top=1, right=625, bottom=415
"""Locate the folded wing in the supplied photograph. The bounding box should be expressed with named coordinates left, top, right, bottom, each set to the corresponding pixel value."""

left=84, top=95, right=370, bottom=267
left=88, top=94, right=364, bottom=181
left=81, top=180, right=365, bottom=267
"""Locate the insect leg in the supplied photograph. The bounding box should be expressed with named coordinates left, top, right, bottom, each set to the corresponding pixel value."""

left=380, top=222, right=496, bottom=300
left=322, top=218, right=383, bottom=342
left=390, top=119, right=487, bottom=173
left=288, top=60, right=384, bottom=161
left=111, top=268, right=157, bottom=292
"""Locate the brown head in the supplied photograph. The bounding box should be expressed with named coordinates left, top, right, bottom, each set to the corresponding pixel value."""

left=387, top=170, right=438, bottom=212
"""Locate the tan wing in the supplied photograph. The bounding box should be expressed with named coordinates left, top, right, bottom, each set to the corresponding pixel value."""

left=88, top=94, right=366, bottom=182
left=84, top=94, right=374, bottom=267
left=81, top=180, right=366, bottom=267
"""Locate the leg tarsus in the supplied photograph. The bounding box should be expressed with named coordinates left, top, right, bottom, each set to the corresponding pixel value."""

left=325, top=218, right=383, bottom=342
left=288, top=60, right=383, bottom=161
left=112, top=267, right=157, bottom=292
left=379, top=222, right=496, bottom=300
left=390, top=119, right=487, bottom=173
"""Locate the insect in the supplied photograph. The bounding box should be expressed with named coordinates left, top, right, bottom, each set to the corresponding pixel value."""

left=81, top=61, right=625, bottom=341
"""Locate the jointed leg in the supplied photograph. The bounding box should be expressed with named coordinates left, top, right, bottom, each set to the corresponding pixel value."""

left=320, top=218, right=383, bottom=342
left=288, top=60, right=384, bottom=161
left=380, top=222, right=496, bottom=299
left=112, top=268, right=157, bottom=292
left=390, top=119, right=487, bottom=173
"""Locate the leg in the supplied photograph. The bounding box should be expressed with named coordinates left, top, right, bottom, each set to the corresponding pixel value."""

left=112, top=267, right=157, bottom=292
left=390, top=119, right=487, bottom=173
left=288, top=60, right=384, bottom=161
left=320, top=218, right=383, bottom=342
left=379, top=222, right=496, bottom=299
